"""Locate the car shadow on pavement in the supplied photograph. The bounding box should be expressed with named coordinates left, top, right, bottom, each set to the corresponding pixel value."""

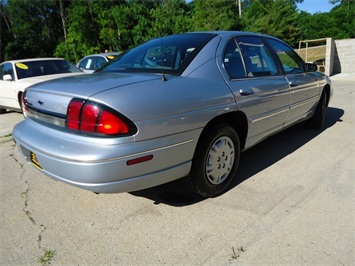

left=130, top=107, right=344, bottom=207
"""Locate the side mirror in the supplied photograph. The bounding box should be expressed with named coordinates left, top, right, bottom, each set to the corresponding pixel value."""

left=3, top=74, right=13, bottom=81
left=305, top=63, right=318, bottom=72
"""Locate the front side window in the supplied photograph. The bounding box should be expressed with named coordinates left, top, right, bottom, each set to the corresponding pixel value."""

left=224, top=36, right=278, bottom=79
left=0, top=63, right=14, bottom=80
left=267, top=38, right=305, bottom=74
left=79, top=57, right=95, bottom=70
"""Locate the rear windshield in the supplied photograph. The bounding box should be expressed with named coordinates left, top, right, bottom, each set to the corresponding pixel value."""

left=99, top=33, right=216, bottom=75
left=15, top=60, right=81, bottom=80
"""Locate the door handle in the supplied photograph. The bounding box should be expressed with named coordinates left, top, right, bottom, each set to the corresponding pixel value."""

left=239, top=88, right=254, bottom=96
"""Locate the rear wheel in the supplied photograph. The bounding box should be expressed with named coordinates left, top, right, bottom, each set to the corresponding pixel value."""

left=188, top=123, right=240, bottom=198
left=308, top=90, right=327, bottom=129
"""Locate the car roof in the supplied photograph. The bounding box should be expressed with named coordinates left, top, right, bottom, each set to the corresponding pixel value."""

left=189, top=31, right=271, bottom=38
left=82, top=52, right=121, bottom=57
left=1, top=58, right=66, bottom=64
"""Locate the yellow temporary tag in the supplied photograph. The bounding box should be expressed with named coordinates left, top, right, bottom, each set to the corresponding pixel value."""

left=15, top=63, right=29, bottom=70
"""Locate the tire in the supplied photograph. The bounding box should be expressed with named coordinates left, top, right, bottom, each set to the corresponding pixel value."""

left=18, top=92, right=23, bottom=109
left=308, top=91, right=327, bottom=129
left=0, top=108, right=6, bottom=114
left=188, top=123, right=240, bottom=198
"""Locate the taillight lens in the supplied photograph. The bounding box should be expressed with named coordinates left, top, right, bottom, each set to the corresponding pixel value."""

left=22, top=91, right=29, bottom=117
left=67, top=99, right=83, bottom=130
left=66, top=99, right=135, bottom=136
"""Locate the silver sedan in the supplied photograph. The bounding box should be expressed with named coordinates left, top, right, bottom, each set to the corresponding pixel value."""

left=12, top=31, right=332, bottom=197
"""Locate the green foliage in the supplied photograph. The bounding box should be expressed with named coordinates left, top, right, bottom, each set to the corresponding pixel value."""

left=241, top=0, right=300, bottom=46
left=189, top=0, right=240, bottom=31
left=0, top=0, right=353, bottom=63
left=37, top=249, right=55, bottom=265
left=298, top=0, right=354, bottom=41
left=55, top=0, right=103, bottom=62
left=3, top=0, right=63, bottom=61
left=149, top=0, right=190, bottom=37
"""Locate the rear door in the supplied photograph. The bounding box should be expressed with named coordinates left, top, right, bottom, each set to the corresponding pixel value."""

left=265, top=38, right=322, bottom=127
left=222, top=35, right=290, bottom=148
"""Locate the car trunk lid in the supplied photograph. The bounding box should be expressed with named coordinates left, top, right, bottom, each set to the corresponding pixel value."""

left=24, top=72, right=160, bottom=117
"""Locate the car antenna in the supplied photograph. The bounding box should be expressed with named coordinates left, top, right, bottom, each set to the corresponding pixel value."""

left=160, top=36, right=167, bottom=82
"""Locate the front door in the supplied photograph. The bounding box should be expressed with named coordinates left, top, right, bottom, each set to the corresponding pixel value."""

left=266, top=38, right=322, bottom=127
left=0, top=63, right=18, bottom=109
left=222, top=36, right=291, bottom=148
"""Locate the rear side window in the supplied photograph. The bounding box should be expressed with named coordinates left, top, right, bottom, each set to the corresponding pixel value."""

left=224, top=36, right=278, bottom=79
left=224, top=39, right=246, bottom=79
left=96, top=57, right=107, bottom=68
left=267, top=38, right=305, bottom=74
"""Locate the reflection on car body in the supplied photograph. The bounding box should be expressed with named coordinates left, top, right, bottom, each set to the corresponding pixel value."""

left=12, top=31, right=332, bottom=198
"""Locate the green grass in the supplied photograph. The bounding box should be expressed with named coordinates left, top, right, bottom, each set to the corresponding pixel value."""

left=37, top=249, right=55, bottom=265
left=0, top=133, right=12, bottom=138
left=297, top=45, right=326, bottom=63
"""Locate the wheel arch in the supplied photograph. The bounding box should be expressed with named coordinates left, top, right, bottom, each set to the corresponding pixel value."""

left=323, top=83, right=331, bottom=106
left=17, top=91, right=23, bottom=109
left=199, top=111, right=248, bottom=150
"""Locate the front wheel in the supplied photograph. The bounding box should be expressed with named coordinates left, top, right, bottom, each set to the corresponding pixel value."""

left=308, top=91, right=327, bottom=129
left=187, top=123, right=240, bottom=198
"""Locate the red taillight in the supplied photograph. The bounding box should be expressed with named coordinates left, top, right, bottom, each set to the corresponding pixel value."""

left=97, top=110, right=129, bottom=134
left=80, top=103, right=100, bottom=133
left=66, top=99, right=135, bottom=136
left=67, top=99, right=83, bottom=130
left=22, top=92, right=29, bottom=117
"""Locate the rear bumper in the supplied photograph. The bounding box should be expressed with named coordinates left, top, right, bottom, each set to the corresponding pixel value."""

left=13, top=119, right=198, bottom=193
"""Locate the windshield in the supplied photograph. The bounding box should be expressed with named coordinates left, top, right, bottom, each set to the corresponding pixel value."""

left=99, top=33, right=216, bottom=75
left=15, top=59, right=82, bottom=80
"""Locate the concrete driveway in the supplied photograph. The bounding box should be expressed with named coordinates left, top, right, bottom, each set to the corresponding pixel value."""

left=0, top=74, right=353, bottom=265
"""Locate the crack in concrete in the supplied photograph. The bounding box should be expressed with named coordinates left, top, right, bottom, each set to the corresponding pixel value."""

left=10, top=151, right=47, bottom=250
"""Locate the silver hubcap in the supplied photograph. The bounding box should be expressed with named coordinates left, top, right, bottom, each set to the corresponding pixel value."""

left=206, top=136, right=235, bottom=185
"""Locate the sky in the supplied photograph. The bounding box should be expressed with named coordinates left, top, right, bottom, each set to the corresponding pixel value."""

left=296, top=0, right=339, bottom=14
left=184, top=0, right=339, bottom=15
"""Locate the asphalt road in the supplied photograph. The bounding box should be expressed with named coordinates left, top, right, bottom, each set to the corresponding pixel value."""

left=0, top=74, right=353, bottom=265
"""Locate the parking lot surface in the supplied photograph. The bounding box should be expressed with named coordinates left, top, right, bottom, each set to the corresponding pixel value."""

left=0, top=74, right=353, bottom=265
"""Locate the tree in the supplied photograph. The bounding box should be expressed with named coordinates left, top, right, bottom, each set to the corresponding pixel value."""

left=55, top=0, right=105, bottom=62
left=3, top=0, right=63, bottom=60
left=189, top=0, right=240, bottom=31
left=149, top=0, right=190, bottom=37
left=0, top=1, right=12, bottom=62
left=329, top=0, right=355, bottom=38
left=297, top=0, right=354, bottom=41
left=1, top=0, right=352, bottom=63
left=241, top=0, right=300, bottom=46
